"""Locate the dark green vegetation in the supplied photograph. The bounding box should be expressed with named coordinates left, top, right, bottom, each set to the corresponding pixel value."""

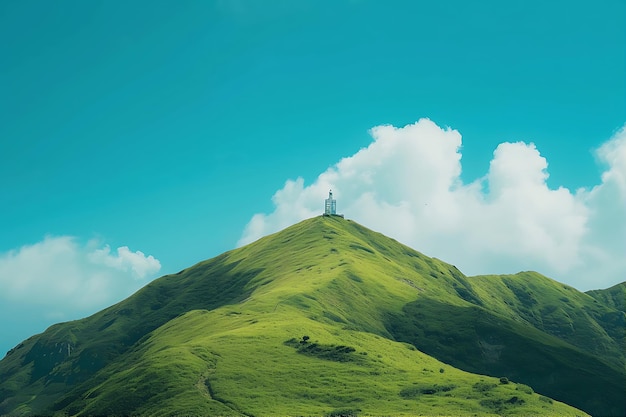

left=587, top=281, right=626, bottom=313
left=1, top=216, right=623, bottom=416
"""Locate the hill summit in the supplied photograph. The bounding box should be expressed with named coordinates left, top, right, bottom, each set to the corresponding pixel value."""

left=1, top=216, right=623, bottom=416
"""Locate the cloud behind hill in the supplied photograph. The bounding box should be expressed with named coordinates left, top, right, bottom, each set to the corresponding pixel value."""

left=0, top=236, right=160, bottom=314
left=239, top=119, right=626, bottom=291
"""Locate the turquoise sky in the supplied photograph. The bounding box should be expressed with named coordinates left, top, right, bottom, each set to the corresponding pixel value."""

left=0, top=1, right=624, bottom=355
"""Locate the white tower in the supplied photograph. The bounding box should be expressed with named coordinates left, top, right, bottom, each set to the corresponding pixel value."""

left=324, top=190, right=337, bottom=215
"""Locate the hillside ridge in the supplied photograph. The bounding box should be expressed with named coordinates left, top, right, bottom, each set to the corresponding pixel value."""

left=1, top=216, right=623, bottom=416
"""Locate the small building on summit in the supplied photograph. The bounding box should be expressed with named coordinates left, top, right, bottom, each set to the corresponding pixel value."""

left=323, top=190, right=344, bottom=218
left=325, top=190, right=336, bottom=215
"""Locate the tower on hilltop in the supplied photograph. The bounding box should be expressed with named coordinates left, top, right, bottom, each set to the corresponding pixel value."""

left=324, top=190, right=336, bottom=215
left=323, top=190, right=344, bottom=217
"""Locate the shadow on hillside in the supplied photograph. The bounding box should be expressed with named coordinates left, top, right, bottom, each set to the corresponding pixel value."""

left=6, top=257, right=264, bottom=416
left=385, top=297, right=626, bottom=417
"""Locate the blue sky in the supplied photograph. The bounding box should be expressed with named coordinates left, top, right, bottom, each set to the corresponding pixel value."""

left=1, top=0, right=624, bottom=356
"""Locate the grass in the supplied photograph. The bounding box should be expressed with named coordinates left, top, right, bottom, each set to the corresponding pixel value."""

left=386, top=295, right=625, bottom=417
left=1, top=215, right=619, bottom=416
left=55, top=307, right=587, bottom=417
left=468, top=272, right=625, bottom=368
left=586, top=281, right=626, bottom=312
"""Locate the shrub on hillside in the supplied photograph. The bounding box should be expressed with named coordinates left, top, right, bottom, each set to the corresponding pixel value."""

left=516, top=384, right=533, bottom=394
left=539, top=395, right=554, bottom=404
left=284, top=338, right=360, bottom=362
left=473, top=381, right=497, bottom=392
left=326, top=408, right=360, bottom=417
left=399, top=384, right=457, bottom=398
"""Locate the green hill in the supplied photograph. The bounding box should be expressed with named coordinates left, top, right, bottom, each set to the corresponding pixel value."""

left=0, top=216, right=622, bottom=416
left=587, top=281, right=626, bottom=313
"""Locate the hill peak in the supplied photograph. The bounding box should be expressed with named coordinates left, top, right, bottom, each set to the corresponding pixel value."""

left=0, top=216, right=623, bottom=416
left=236, top=215, right=423, bottom=266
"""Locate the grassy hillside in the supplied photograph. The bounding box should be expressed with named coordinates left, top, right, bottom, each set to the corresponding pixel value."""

left=0, top=216, right=619, bottom=416
left=53, top=307, right=584, bottom=417
left=587, top=281, right=626, bottom=313
left=469, top=273, right=625, bottom=366
left=387, top=295, right=624, bottom=417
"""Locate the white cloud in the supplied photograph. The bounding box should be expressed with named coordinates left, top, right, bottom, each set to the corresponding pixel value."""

left=239, top=118, right=625, bottom=291
left=88, top=244, right=161, bottom=279
left=574, top=126, right=626, bottom=289
left=0, top=236, right=161, bottom=313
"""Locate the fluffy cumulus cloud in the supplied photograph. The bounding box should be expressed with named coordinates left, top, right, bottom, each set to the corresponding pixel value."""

left=574, top=126, right=626, bottom=289
left=88, top=245, right=161, bottom=279
left=239, top=119, right=626, bottom=291
left=0, top=237, right=161, bottom=314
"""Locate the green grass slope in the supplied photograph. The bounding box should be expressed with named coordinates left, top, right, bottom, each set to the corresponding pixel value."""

left=469, top=273, right=625, bottom=367
left=385, top=270, right=625, bottom=417
left=0, top=250, right=262, bottom=414
left=386, top=294, right=625, bottom=417
left=0, top=216, right=616, bottom=416
left=54, top=306, right=584, bottom=417
left=587, top=281, right=626, bottom=313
